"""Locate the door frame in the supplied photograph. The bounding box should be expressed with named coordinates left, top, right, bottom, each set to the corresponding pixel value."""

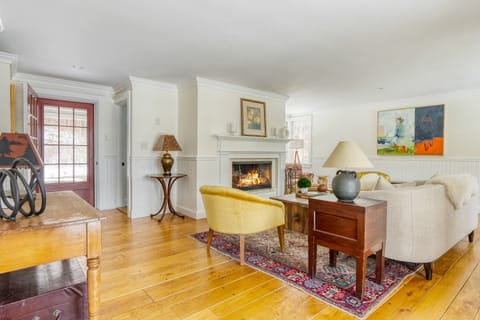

left=37, top=98, right=95, bottom=206
left=113, top=90, right=132, bottom=217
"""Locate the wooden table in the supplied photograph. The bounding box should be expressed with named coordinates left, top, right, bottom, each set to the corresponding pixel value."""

left=308, top=194, right=387, bottom=299
left=149, top=173, right=187, bottom=222
left=0, top=191, right=103, bottom=320
left=271, top=194, right=309, bottom=234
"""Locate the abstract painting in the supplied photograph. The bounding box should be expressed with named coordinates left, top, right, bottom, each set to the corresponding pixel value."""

left=377, top=104, right=444, bottom=156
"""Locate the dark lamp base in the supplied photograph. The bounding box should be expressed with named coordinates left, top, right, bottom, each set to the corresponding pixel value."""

left=331, top=170, right=360, bottom=202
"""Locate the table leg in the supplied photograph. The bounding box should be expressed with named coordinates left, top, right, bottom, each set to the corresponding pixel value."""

left=329, top=249, right=337, bottom=267
left=356, top=256, right=367, bottom=299
left=308, top=236, right=317, bottom=277
left=166, top=176, right=184, bottom=219
left=87, top=256, right=100, bottom=320
left=375, top=246, right=385, bottom=284
left=150, top=178, right=168, bottom=222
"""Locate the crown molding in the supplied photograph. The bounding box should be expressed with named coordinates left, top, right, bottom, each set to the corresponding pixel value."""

left=196, top=77, right=289, bottom=102
left=0, top=51, right=18, bottom=75
left=129, top=76, right=177, bottom=91
left=13, top=72, right=114, bottom=97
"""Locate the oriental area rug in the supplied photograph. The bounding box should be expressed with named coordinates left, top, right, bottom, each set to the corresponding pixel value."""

left=191, top=229, right=420, bottom=319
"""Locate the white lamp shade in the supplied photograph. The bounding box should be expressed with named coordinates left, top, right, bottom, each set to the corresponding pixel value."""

left=323, top=141, right=373, bottom=169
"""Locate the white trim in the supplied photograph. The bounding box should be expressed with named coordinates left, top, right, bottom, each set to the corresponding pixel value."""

left=13, top=72, right=114, bottom=96
left=113, top=80, right=131, bottom=95
left=129, top=76, right=177, bottom=91
left=196, top=77, right=289, bottom=102
left=0, top=51, right=18, bottom=74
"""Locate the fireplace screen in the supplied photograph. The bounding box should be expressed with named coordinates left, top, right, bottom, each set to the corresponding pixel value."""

left=232, top=161, right=272, bottom=191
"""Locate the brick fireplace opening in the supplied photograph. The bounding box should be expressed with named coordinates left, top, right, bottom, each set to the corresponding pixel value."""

left=232, top=161, right=272, bottom=191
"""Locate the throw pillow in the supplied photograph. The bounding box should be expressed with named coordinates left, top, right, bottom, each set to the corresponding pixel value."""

left=360, top=173, right=379, bottom=191
left=375, top=176, right=395, bottom=190
left=394, top=181, right=417, bottom=188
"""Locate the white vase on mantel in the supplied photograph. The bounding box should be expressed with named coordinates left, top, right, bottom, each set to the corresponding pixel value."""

left=279, top=125, right=289, bottom=139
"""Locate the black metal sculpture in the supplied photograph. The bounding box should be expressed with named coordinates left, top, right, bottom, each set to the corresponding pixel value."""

left=0, top=158, right=46, bottom=221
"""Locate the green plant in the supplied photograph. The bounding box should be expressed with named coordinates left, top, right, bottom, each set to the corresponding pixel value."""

left=297, top=177, right=312, bottom=188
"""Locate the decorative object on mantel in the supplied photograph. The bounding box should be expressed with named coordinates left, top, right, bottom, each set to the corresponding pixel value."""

left=278, top=123, right=289, bottom=139
left=323, top=141, right=373, bottom=202
left=377, top=104, right=444, bottom=156
left=227, top=121, right=238, bottom=136
left=0, top=132, right=46, bottom=221
left=153, top=135, right=182, bottom=175
left=240, top=98, right=266, bottom=137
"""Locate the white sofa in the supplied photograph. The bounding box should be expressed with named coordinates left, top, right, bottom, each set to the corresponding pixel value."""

left=359, top=175, right=479, bottom=279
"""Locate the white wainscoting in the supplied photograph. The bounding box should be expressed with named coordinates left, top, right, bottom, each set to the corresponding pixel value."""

left=96, top=154, right=118, bottom=210
left=312, top=156, right=480, bottom=185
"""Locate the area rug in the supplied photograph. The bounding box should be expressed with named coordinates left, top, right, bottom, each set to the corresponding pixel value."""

left=191, top=229, right=420, bottom=319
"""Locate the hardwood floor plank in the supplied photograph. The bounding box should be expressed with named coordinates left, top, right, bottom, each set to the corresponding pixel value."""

left=168, top=271, right=276, bottom=318
left=209, top=278, right=288, bottom=317
left=442, top=263, right=480, bottom=320
left=396, top=239, right=480, bottom=319
left=101, top=290, right=154, bottom=319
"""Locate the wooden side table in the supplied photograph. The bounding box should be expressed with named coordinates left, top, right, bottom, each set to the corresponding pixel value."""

left=0, top=191, right=103, bottom=320
left=149, top=173, right=187, bottom=222
left=308, top=194, right=387, bottom=299
left=271, top=194, right=309, bottom=234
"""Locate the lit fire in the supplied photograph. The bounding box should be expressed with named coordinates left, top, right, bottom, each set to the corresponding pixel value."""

left=237, top=170, right=268, bottom=187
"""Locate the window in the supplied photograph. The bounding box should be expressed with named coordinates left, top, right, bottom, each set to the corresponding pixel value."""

left=286, top=114, right=312, bottom=166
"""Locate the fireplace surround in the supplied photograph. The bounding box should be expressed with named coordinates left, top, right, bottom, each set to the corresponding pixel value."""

left=217, top=135, right=289, bottom=197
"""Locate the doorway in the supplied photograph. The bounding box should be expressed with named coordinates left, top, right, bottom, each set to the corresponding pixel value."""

left=37, top=98, right=95, bottom=206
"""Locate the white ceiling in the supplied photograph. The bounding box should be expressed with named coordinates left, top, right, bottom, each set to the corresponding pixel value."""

left=1, top=0, right=479, bottom=113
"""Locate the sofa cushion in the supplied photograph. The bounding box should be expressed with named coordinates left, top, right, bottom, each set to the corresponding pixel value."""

left=360, top=173, right=379, bottom=191
left=375, top=176, right=395, bottom=190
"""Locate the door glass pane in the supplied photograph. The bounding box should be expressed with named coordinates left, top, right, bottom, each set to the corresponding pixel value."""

left=74, top=127, right=87, bottom=145
left=44, top=165, right=59, bottom=183
left=44, top=126, right=58, bottom=144
left=74, top=109, right=87, bottom=127
left=44, top=145, right=58, bottom=164
left=75, top=146, right=87, bottom=163
left=60, top=146, right=74, bottom=164
left=44, top=106, right=58, bottom=125
left=59, top=126, right=74, bottom=144
left=74, top=164, right=87, bottom=182
left=59, top=107, right=73, bottom=126
left=59, top=165, right=74, bottom=183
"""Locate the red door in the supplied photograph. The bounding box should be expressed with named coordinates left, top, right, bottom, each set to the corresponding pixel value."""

left=37, top=99, right=95, bottom=205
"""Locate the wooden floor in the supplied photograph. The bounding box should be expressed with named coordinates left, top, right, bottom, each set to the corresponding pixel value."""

left=99, top=210, right=480, bottom=319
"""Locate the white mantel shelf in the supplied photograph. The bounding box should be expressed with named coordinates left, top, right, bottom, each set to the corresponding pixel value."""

left=216, top=134, right=290, bottom=143
left=216, top=135, right=290, bottom=154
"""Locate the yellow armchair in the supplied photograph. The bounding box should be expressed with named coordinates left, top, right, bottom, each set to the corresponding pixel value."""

left=199, top=185, right=285, bottom=265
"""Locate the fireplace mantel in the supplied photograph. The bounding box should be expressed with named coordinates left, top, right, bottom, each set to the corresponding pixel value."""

left=216, top=135, right=289, bottom=197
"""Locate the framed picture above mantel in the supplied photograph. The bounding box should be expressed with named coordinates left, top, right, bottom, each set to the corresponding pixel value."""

left=240, top=98, right=266, bottom=137
left=377, top=104, right=445, bottom=156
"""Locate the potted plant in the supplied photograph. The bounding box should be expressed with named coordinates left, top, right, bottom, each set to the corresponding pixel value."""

left=297, top=177, right=312, bottom=193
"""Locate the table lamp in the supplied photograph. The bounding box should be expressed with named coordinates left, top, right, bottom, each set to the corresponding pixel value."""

left=323, top=141, right=373, bottom=202
left=288, top=139, right=304, bottom=169
left=153, top=135, right=182, bottom=175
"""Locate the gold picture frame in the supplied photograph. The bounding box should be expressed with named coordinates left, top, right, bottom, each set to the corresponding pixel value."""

left=240, top=98, right=266, bottom=137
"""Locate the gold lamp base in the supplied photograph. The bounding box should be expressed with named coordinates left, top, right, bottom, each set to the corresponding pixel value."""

left=161, top=152, right=174, bottom=175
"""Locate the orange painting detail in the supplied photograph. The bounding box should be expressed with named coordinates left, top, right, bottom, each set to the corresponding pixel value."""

left=414, top=137, right=444, bottom=155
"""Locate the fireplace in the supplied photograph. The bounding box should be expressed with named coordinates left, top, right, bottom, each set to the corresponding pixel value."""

left=232, top=161, right=272, bottom=191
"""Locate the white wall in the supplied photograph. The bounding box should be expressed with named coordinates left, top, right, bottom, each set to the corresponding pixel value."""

left=175, top=78, right=288, bottom=219
left=307, top=88, right=480, bottom=182
left=128, top=77, right=179, bottom=218
left=0, top=62, right=11, bottom=132
left=196, top=77, right=288, bottom=155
